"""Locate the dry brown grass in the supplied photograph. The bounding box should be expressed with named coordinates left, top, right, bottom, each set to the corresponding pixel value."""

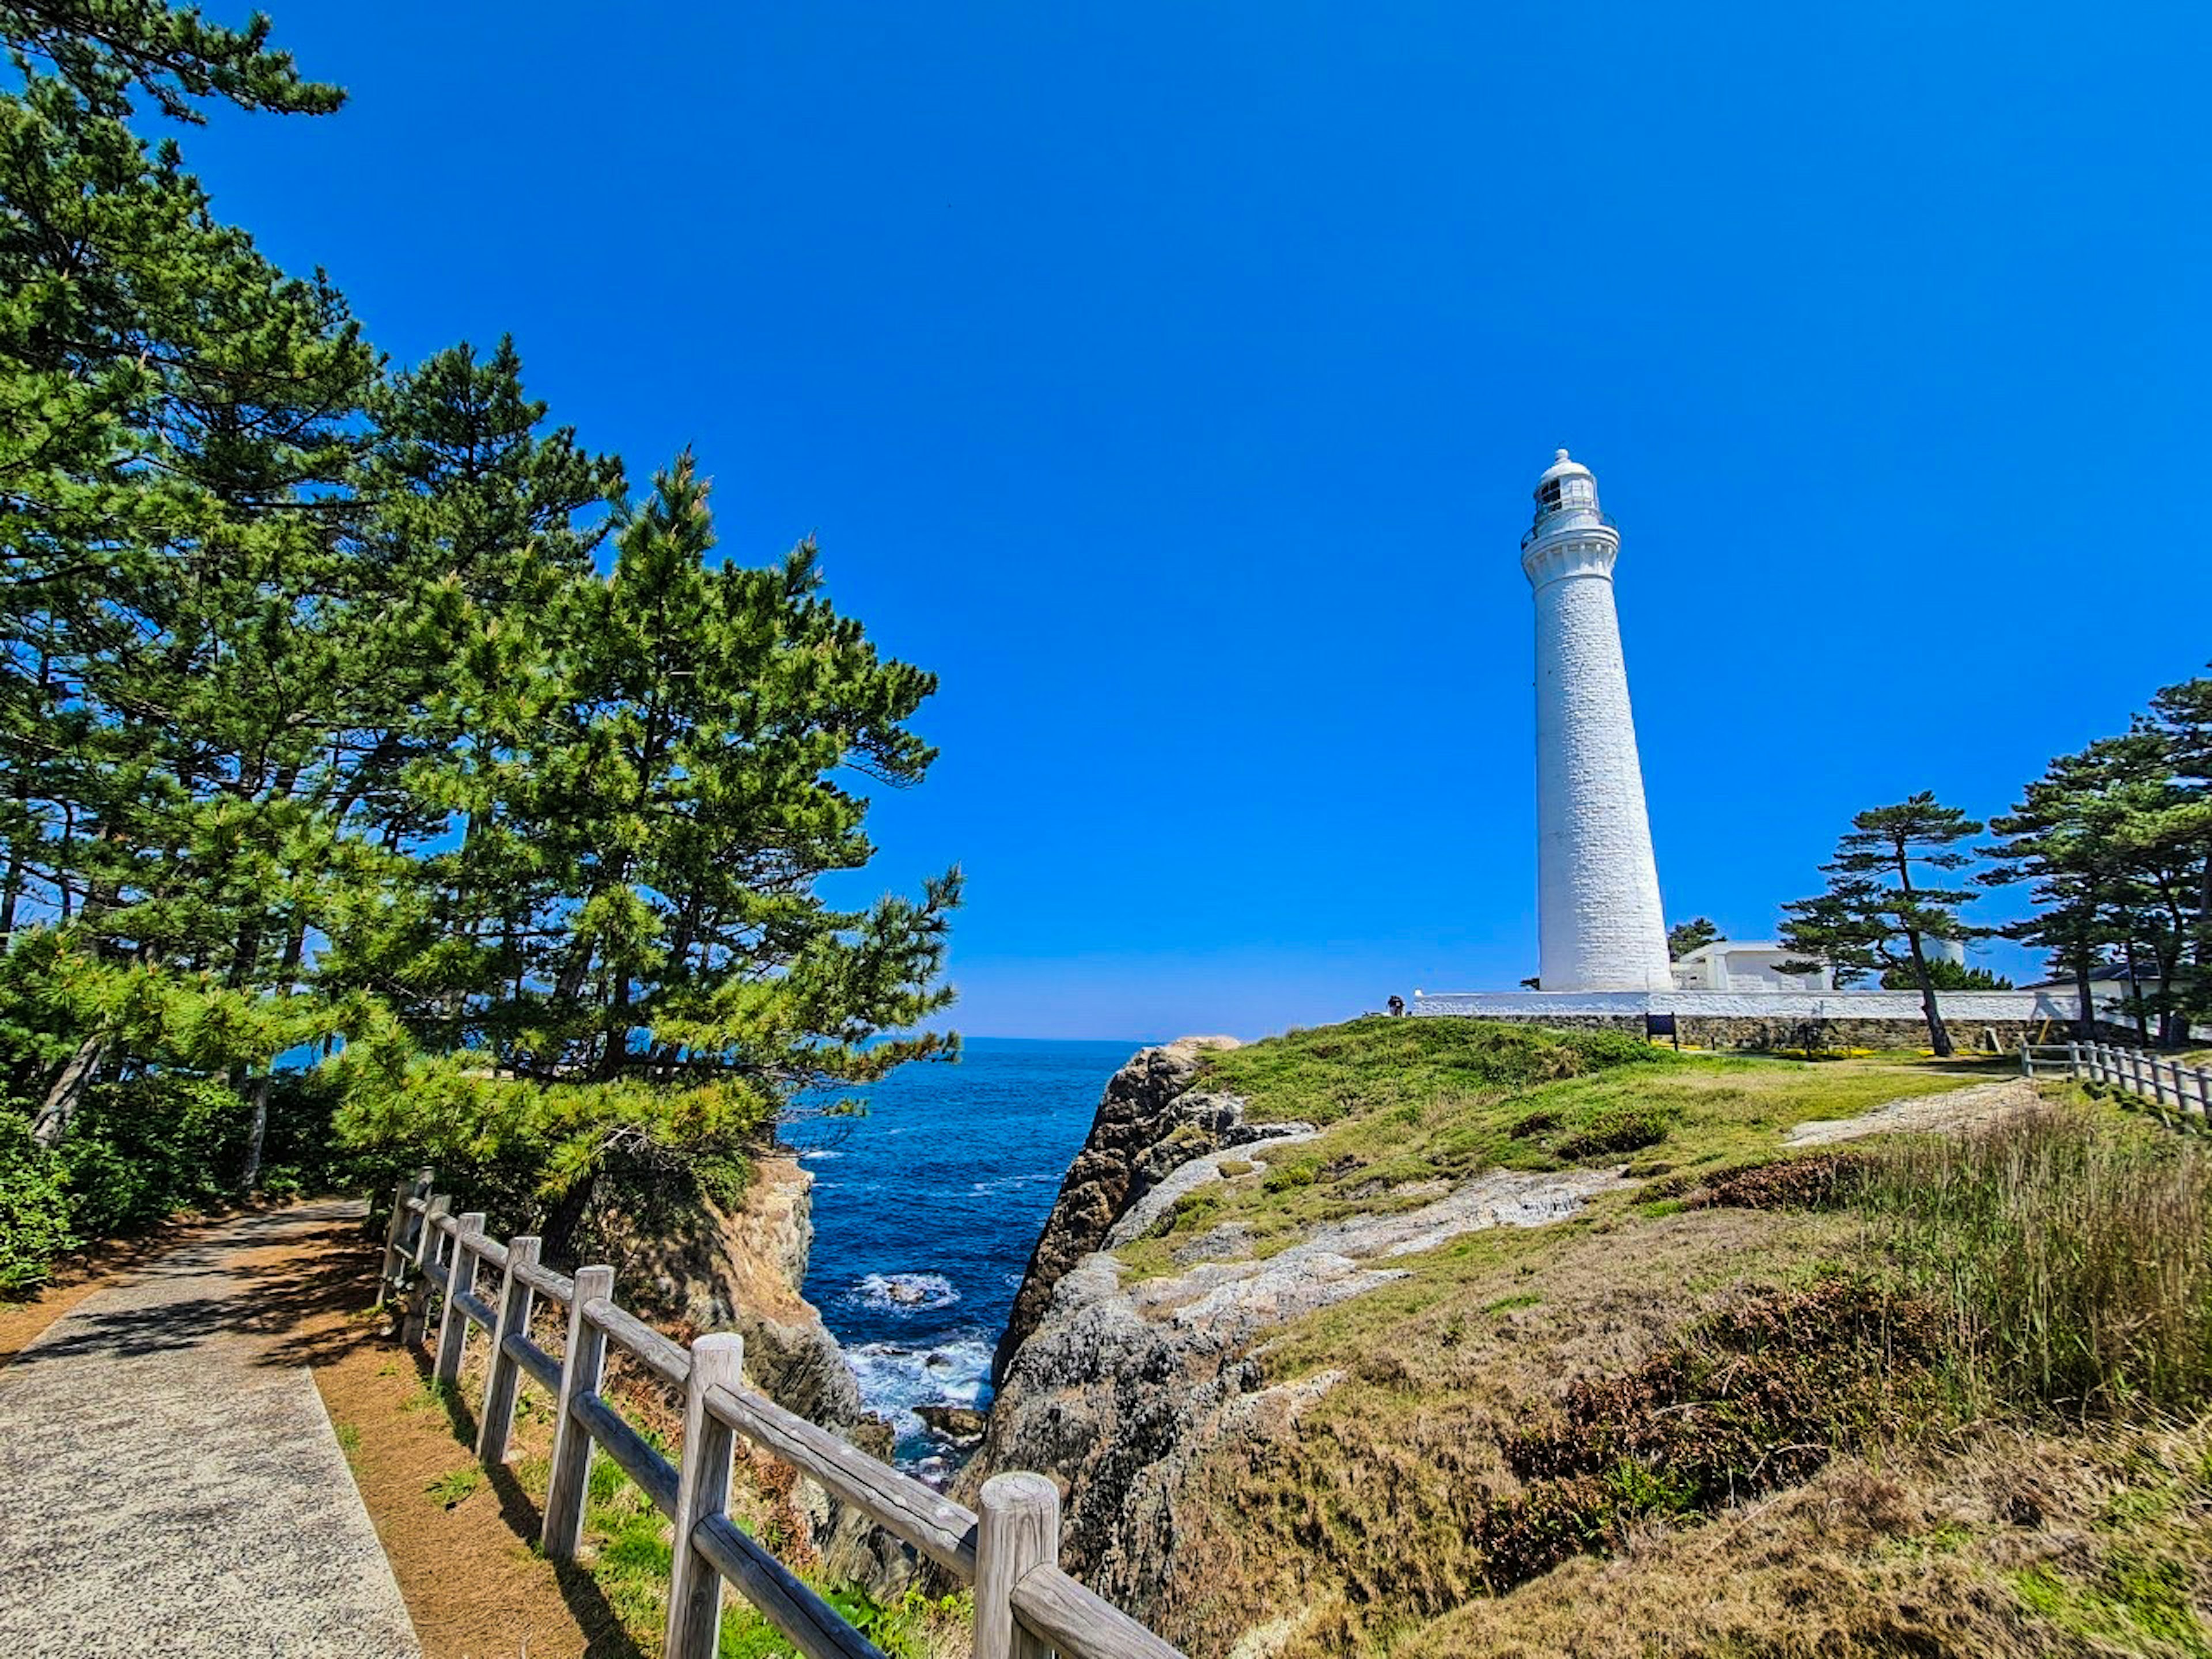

left=1137, top=1146, right=2212, bottom=1659
left=1150, top=1208, right=1838, bottom=1655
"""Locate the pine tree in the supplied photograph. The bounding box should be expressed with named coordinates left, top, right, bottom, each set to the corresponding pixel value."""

left=1666, top=917, right=1721, bottom=960
left=2, top=0, right=342, bottom=121
left=0, top=73, right=374, bottom=1147
left=0, top=1, right=964, bottom=1252
left=1779, top=792, right=1986, bottom=1055
left=2147, top=671, right=2212, bottom=1028
left=1984, top=743, right=2135, bottom=1039
left=324, top=455, right=960, bottom=1257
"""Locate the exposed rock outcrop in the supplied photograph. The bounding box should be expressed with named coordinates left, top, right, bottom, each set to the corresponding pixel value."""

left=624, top=1154, right=866, bottom=1427
left=991, top=1035, right=1277, bottom=1384
left=975, top=1038, right=1630, bottom=1615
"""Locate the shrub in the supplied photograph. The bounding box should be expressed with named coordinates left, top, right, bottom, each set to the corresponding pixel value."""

left=1475, top=1278, right=1942, bottom=1590
left=0, top=1069, right=371, bottom=1291
left=1145, top=1190, right=1222, bottom=1238
left=1687, top=1151, right=1874, bottom=1210
left=59, top=1075, right=243, bottom=1238
left=1554, top=1107, right=1673, bottom=1160
left=0, top=1115, right=73, bottom=1293
left=1859, top=1107, right=2212, bottom=1419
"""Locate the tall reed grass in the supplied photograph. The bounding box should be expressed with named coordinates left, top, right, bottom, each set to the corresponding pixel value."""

left=1860, top=1105, right=2212, bottom=1419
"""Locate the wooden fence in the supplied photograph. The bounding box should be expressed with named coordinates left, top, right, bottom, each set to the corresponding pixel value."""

left=2021, top=1040, right=2212, bottom=1131
left=377, top=1171, right=1183, bottom=1659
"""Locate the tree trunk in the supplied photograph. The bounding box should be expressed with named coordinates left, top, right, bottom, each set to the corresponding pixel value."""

left=0, top=766, right=29, bottom=942
left=2156, top=945, right=2184, bottom=1048
left=238, top=1070, right=274, bottom=1194
left=2123, top=936, right=2152, bottom=1043
left=1902, top=928, right=1952, bottom=1056
left=540, top=1167, right=599, bottom=1268
left=2196, top=847, right=2212, bottom=1035
left=238, top=911, right=310, bottom=1196
left=32, top=1032, right=107, bottom=1146
left=2073, top=952, right=2097, bottom=1040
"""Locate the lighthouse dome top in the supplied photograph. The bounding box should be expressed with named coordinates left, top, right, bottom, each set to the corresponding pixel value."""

left=1527, top=447, right=1604, bottom=536
left=1535, top=448, right=1592, bottom=490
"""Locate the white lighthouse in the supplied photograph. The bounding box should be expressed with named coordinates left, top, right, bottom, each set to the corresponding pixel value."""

left=1523, top=449, right=1672, bottom=993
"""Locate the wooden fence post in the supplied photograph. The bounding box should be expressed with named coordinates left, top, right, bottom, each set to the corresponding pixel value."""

left=667, top=1332, right=747, bottom=1659
left=434, top=1212, right=486, bottom=1386
left=976, top=1472, right=1060, bottom=1659
left=478, top=1235, right=540, bottom=1465
left=543, top=1263, right=615, bottom=1560
left=377, top=1179, right=410, bottom=1310
left=378, top=1167, right=434, bottom=1309
left=403, top=1192, right=450, bottom=1347
left=2066, top=1040, right=2082, bottom=1082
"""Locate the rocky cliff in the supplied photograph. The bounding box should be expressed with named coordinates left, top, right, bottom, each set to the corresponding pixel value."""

left=627, top=1153, right=868, bottom=1429
left=990, top=1035, right=1263, bottom=1384
left=974, top=1030, right=1628, bottom=1628
left=969, top=1018, right=2176, bottom=1659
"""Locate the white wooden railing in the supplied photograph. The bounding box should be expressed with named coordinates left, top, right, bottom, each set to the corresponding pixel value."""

left=2021, top=1041, right=2212, bottom=1130
left=377, top=1171, right=1180, bottom=1659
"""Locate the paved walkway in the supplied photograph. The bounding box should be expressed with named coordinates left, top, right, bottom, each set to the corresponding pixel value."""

left=0, top=1200, right=421, bottom=1658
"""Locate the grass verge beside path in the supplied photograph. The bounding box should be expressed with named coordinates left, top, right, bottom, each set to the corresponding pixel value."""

left=294, top=1222, right=970, bottom=1658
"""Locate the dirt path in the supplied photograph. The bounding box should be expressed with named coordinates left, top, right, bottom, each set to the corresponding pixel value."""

left=0, top=1200, right=420, bottom=1658
left=1785, top=1077, right=2040, bottom=1146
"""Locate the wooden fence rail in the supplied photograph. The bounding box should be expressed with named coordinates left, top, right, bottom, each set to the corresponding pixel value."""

left=2021, top=1040, right=2212, bottom=1132
left=377, top=1173, right=1183, bottom=1659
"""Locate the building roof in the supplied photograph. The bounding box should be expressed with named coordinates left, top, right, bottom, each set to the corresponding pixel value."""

left=1673, top=940, right=1797, bottom=965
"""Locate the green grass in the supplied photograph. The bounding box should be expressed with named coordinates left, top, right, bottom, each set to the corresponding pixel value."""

left=1859, top=1100, right=2212, bottom=1421
left=425, top=1466, right=482, bottom=1509
left=1108, top=1018, right=1986, bottom=1289
left=2011, top=1434, right=2212, bottom=1659
left=524, top=1414, right=965, bottom=1657
left=1198, top=1017, right=1677, bottom=1128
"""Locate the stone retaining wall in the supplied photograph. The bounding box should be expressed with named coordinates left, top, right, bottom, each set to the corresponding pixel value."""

left=1406, top=988, right=2091, bottom=1052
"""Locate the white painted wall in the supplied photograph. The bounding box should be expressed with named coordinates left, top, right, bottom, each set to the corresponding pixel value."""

left=1408, top=989, right=2083, bottom=1021
left=1523, top=452, right=1671, bottom=993
left=1671, top=942, right=1831, bottom=992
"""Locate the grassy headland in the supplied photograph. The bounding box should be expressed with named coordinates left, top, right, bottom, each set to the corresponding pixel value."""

left=1089, top=1017, right=2212, bottom=1658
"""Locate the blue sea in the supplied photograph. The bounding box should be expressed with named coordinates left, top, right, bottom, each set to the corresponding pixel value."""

left=780, top=1037, right=1141, bottom=1466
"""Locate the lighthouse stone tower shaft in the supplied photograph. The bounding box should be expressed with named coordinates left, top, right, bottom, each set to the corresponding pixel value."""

left=1522, top=450, right=1672, bottom=993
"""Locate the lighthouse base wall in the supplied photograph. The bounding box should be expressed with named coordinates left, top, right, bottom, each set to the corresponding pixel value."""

left=1407, top=990, right=2096, bottom=1052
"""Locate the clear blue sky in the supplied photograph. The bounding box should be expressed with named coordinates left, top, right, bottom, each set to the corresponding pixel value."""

left=181, top=2, right=2208, bottom=1040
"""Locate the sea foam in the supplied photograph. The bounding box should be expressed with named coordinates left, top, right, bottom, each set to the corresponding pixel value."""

left=851, top=1271, right=960, bottom=1314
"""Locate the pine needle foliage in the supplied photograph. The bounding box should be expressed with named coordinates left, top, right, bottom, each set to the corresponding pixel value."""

left=1778, top=791, right=1986, bottom=1055
left=0, top=0, right=958, bottom=1276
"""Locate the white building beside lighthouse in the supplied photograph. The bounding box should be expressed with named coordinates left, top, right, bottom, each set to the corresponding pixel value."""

left=1524, top=449, right=1672, bottom=992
